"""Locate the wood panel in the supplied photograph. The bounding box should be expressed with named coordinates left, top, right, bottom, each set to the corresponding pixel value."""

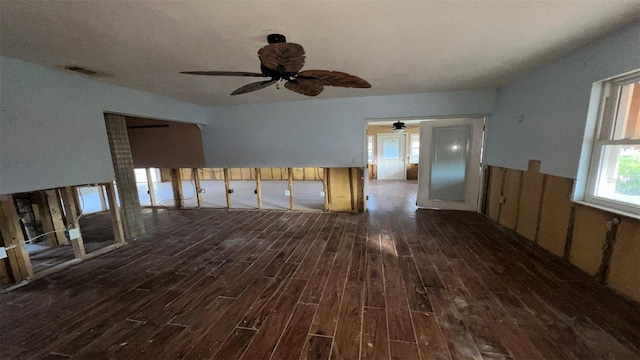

left=607, top=218, right=640, bottom=302
left=487, top=167, right=504, bottom=221
left=536, top=175, right=573, bottom=257
left=498, top=168, right=522, bottom=229
left=515, top=160, right=544, bottom=241
left=570, top=205, right=610, bottom=276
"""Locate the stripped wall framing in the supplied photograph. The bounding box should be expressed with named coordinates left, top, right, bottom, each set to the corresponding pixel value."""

left=485, top=160, right=640, bottom=302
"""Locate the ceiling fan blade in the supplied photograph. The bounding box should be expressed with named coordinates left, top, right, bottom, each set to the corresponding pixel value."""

left=180, top=71, right=267, bottom=77
left=258, top=43, right=305, bottom=73
left=297, top=70, right=371, bottom=88
left=230, top=79, right=278, bottom=96
left=284, top=78, right=324, bottom=96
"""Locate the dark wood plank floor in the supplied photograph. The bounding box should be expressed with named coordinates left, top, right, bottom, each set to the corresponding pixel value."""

left=1, top=180, right=639, bottom=359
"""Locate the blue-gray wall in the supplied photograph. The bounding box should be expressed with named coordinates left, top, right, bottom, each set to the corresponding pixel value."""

left=486, top=22, right=640, bottom=179
left=0, top=57, right=207, bottom=195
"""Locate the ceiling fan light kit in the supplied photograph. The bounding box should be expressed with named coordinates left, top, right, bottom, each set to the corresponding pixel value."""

left=181, top=34, right=371, bottom=96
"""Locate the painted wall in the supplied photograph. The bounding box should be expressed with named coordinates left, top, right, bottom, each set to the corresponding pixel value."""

left=486, top=22, right=640, bottom=179
left=0, top=57, right=208, bottom=195
left=204, top=90, right=496, bottom=168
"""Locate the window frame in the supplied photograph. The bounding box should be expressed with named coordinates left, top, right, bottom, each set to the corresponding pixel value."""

left=367, top=135, right=375, bottom=164
left=409, top=133, right=420, bottom=164
left=584, top=71, right=640, bottom=216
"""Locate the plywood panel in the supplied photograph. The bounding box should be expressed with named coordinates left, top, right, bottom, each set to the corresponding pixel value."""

left=326, top=168, right=354, bottom=212
left=607, top=218, right=640, bottom=302
left=487, top=167, right=504, bottom=221
left=498, top=169, right=521, bottom=229
left=570, top=206, right=609, bottom=276
left=516, top=161, right=544, bottom=242
left=537, top=175, right=572, bottom=257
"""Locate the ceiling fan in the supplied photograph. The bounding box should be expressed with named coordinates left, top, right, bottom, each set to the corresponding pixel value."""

left=180, top=34, right=371, bottom=96
left=391, top=121, right=419, bottom=133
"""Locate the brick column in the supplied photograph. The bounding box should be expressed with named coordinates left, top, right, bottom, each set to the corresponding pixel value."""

left=104, top=113, right=145, bottom=239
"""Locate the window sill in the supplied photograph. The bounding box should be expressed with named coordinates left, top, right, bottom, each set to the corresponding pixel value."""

left=572, top=200, right=640, bottom=221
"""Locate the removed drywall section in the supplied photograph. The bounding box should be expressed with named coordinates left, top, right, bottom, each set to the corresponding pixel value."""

left=498, top=169, right=522, bottom=229
left=486, top=22, right=640, bottom=179
left=537, top=175, right=573, bottom=257
left=607, top=218, right=640, bottom=302
left=485, top=163, right=640, bottom=302
left=204, top=89, right=496, bottom=168
left=0, top=56, right=207, bottom=195
left=487, top=167, right=504, bottom=221
left=326, top=168, right=364, bottom=212
left=569, top=206, right=609, bottom=276
left=515, top=161, right=545, bottom=241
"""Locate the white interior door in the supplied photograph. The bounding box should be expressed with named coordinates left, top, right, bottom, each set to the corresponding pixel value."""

left=377, top=134, right=406, bottom=180
left=416, top=118, right=484, bottom=210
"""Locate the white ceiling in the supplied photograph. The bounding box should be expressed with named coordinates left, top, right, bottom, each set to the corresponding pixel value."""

left=2, top=1, right=639, bottom=106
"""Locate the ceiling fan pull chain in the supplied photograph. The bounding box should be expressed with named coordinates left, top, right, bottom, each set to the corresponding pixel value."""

left=276, top=78, right=283, bottom=90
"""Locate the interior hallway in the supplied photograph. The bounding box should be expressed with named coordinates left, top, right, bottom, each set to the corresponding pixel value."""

left=0, top=182, right=638, bottom=359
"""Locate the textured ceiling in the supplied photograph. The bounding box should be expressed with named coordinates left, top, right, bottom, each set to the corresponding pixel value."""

left=2, top=1, right=639, bottom=106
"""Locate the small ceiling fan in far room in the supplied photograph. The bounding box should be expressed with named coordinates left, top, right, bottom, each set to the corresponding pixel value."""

left=180, top=34, right=371, bottom=96
left=391, top=121, right=418, bottom=133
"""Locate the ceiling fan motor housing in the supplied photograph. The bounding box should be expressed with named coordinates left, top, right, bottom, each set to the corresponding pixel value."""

left=267, top=34, right=287, bottom=44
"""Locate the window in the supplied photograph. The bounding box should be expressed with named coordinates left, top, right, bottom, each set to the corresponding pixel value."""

left=585, top=71, right=640, bottom=215
left=367, top=135, right=374, bottom=163
left=410, top=133, right=420, bottom=163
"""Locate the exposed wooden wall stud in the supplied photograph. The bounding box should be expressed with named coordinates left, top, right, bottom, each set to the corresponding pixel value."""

left=192, top=168, right=203, bottom=208
left=170, top=168, right=184, bottom=209
left=0, top=194, right=34, bottom=281
left=223, top=168, right=232, bottom=208
left=105, top=183, right=126, bottom=245
left=60, top=187, right=86, bottom=259
left=323, top=168, right=330, bottom=210
left=288, top=167, right=294, bottom=210
left=255, top=168, right=263, bottom=209
left=44, top=189, right=68, bottom=245
left=145, top=168, right=157, bottom=206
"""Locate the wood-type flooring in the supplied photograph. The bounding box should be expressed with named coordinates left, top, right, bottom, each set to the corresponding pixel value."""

left=0, top=181, right=638, bottom=359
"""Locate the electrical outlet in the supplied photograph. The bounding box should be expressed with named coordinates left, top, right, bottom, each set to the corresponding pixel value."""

left=228, top=189, right=234, bottom=194
left=320, top=190, right=325, bottom=197
left=285, top=189, right=291, bottom=196
left=68, top=228, right=80, bottom=240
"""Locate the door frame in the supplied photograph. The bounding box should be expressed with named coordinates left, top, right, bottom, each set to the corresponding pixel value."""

left=363, top=115, right=488, bottom=212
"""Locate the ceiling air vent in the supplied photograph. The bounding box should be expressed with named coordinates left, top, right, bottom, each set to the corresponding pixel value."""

left=64, top=65, right=111, bottom=77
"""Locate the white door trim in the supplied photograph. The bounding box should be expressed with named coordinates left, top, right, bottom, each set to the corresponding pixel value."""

left=416, top=118, right=484, bottom=211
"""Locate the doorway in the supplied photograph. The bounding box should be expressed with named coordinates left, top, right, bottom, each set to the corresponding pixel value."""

left=416, top=118, right=484, bottom=211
